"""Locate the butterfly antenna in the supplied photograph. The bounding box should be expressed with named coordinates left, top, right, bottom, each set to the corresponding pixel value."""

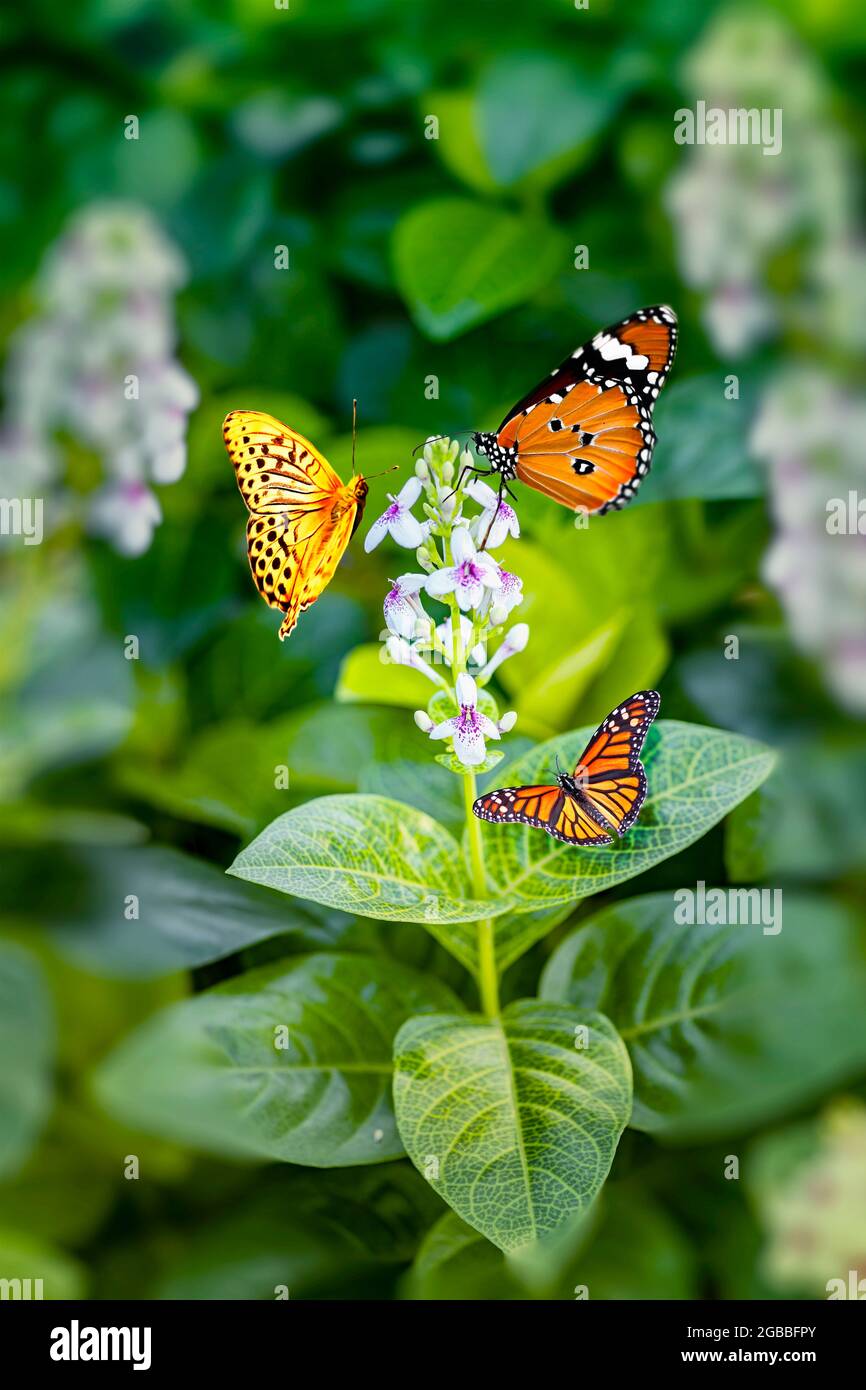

left=364, top=464, right=400, bottom=482
left=351, top=399, right=358, bottom=475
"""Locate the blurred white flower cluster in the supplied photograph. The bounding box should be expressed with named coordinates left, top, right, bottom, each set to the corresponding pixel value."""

left=0, top=202, right=198, bottom=555
left=365, top=438, right=526, bottom=768
left=754, top=369, right=866, bottom=714
left=666, top=12, right=866, bottom=357
left=669, top=13, right=866, bottom=716
left=761, top=1101, right=866, bottom=1296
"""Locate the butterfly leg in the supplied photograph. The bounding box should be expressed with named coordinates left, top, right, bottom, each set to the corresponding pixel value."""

left=442, top=461, right=492, bottom=505
left=478, top=473, right=509, bottom=551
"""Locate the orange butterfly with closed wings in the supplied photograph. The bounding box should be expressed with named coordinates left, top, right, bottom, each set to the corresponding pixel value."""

left=224, top=409, right=369, bottom=640
left=473, top=691, right=660, bottom=845
left=466, top=306, right=677, bottom=527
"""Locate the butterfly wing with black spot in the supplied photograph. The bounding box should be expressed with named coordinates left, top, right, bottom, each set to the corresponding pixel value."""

left=224, top=410, right=366, bottom=640
left=495, top=306, right=677, bottom=514
left=224, top=410, right=341, bottom=513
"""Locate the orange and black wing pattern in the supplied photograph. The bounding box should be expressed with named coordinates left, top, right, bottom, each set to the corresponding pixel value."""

left=495, top=306, right=677, bottom=515
left=224, top=410, right=367, bottom=640
left=472, top=784, right=614, bottom=846
left=473, top=691, right=660, bottom=848
left=572, top=690, right=660, bottom=836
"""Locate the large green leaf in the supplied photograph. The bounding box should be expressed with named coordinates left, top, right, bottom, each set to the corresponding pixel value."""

left=0, top=1229, right=85, bottom=1299
left=514, top=614, right=628, bottom=739
left=393, top=1002, right=631, bottom=1253
left=541, top=892, right=866, bottom=1140
left=393, top=197, right=565, bottom=341
left=93, top=953, right=461, bottom=1167
left=0, top=943, right=53, bottom=1178
left=477, top=53, right=624, bottom=190
left=45, top=846, right=348, bottom=979
left=336, top=643, right=438, bottom=708
left=230, top=793, right=507, bottom=925
left=726, top=745, right=866, bottom=883
left=119, top=702, right=425, bottom=836
left=403, top=1212, right=524, bottom=1299
left=476, top=719, right=776, bottom=920
left=119, top=719, right=302, bottom=838
left=425, top=91, right=499, bottom=196
left=565, top=1187, right=696, bottom=1300
left=155, top=1166, right=440, bottom=1300
left=635, top=374, right=764, bottom=506
left=497, top=519, right=670, bottom=734
left=0, top=1107, right=114, bottom=1246
left=405, top=1186, right=693, bottom=1300
left=570, top=608, right=669, bottom=732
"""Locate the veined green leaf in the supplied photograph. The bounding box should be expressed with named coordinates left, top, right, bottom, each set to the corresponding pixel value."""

left=93, top=953, right=461, bottom=1167
left=541, top=892, right=866, bottom=1140
left=393, top=1002, right=631, bottom=1252
left=230, top=793, right=508, bottom=925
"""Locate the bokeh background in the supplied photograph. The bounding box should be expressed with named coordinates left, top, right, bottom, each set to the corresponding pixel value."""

left=1, top=0, right=865, bottom=1299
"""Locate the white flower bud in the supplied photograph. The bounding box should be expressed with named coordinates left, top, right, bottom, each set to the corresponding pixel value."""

left=499, top=711, right=518, bottom=733
left=414, top=710, right=434, bottom=733
left=415, top=457, right=429, bottom=481
left=506, top=622, right=530, bottom=652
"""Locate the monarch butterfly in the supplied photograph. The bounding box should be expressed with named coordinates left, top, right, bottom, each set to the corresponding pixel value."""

left=473, top=690, right=660, bottom=846
left=467, top=306, right=677, bottom=531
left=224, top=408, right=369, bottom=640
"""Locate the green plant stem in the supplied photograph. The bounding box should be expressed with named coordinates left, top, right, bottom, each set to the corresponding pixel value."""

left=462, top=768, right=499, bottom=1019
left=446, top=581, right=500, bottom=1020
